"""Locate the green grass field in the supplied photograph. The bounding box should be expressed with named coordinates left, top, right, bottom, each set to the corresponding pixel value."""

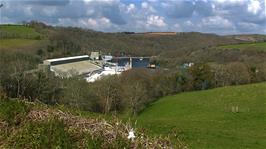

left=0, top=25, right=46, bottom=51
left=0, top=39, right=44, bottom=50
left=0, top=25, right=41, bottom=39
left=137, top=83, right=266, bottom=149
left=218, top=42, right=266, bottom=51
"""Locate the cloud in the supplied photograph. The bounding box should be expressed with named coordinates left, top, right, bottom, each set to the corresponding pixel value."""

left=125, top=3, right=135, bottom=13
left=77, top=17, right=112, bottom=30
left=23, top=0, right=70, bottom=6
left=236, top=22, right=262, bottom=33
left=214, top=0, right=245, bottom=4
left=141, top=2, right=156, bottom=13
left=201, top=16, right=233, bottom=29
left=162, top=1, right=195, bottom=18
left=0, top=0, right=265, bottom=34
left=247, top=0, right=262, bottom=15
left=146, top=15, right=167, bottom=28
left=194, top=0, right=214, bottom=16
left=184, top=20, right=194, bottom=27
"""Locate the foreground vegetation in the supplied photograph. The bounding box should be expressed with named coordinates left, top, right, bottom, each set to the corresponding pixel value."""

left=0, top=99, right=183, bottom=149
left=137, top=83, right=266, bottom=149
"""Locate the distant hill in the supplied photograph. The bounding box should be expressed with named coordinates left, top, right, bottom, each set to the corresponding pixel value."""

left=42, top=26, right=241, bottom=58
left=0, top=23, right=242, bottom=56
left=1, top=23, right=265, bottom=67
left=137, top=32, right=177, bottom=36
left=226, top=34, right=266, bottom=42
left=137, top=83, right=266, bottom=149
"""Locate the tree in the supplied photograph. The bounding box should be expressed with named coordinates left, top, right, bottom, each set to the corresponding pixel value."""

left=91, top=75, right=122, bottom=114
left=255, top=63, right=266, bottom=82
left=189, top=64, right=215, bottom=90
left=151, top=71, right=178, bottom=97
left=120, top=69, right=152, bottom=115
left=37, top=49, right=44, bottom=56
left=226, top=62, right=251, bottom=85
left=59, top=77, right=95, bottom=111
left=122, top=79, right=148, bottom=116
left=212, top=64, right=231, bottom=87
left=176, top=71, right=194, bottom=92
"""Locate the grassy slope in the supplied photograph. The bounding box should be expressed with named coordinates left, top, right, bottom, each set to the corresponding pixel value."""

left=137, top=83, right=266, bottom=149
left=0, top=25, right=46, bottom=51
left=218, top=42, right=266, bottom=51
left=0, top=39, right=43, bottom=49
left=226, top=34, right=266, bottom=42
left=0, top=25, right=41, bottom=39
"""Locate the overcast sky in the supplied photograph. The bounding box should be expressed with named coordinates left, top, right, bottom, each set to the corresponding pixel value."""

left=0, top=0, right=265, bottom=34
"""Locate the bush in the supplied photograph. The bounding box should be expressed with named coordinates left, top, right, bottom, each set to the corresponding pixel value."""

left=8, top=117, right=74, bottom=149
left=85, top=134, right=103, bottom=149
left=0, top=99, right=29, bottom=126
left=211, top=62, right=252, bottom=87
left=0, top=86, right=8, bottom=100
left=188, top=63, right=215, bottom=90
left=84, top=133, right=130, bottom=149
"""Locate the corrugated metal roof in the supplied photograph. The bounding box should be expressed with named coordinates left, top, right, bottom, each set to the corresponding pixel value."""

left=50, top=60, right=101, bottom=76
left=45, top=55, right=89, bottom=62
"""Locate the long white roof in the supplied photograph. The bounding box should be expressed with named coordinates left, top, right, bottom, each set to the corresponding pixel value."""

left=45, top=55, right=89, bottom=62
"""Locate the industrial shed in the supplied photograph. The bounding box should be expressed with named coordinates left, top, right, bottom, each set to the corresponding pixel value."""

left=44, top=55, right=90, bottom=65
left=43, top=55, right=101, bottom=77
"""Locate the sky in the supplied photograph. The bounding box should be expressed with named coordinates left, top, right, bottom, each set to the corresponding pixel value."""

left=0, top=0, right=265, bottom=34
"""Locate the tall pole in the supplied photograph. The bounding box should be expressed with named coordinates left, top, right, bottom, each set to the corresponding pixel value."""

left=0, top=3, right=3, bottom=24
left=130, top=57, right=132, bottom=69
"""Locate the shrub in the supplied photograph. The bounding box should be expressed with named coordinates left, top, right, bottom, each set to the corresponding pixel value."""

left=189, top=63, right=215, bottom=90
left=0, top=99, right=29, bottom=126
left=0, top=100, right=177, bottom=149
left=85, top=134, right=103, bottom=149
left=0, top=86, right=8, bottom=100
left=84, top=133, right=130, bottom=149
left=8, top=117, right=74, bottom=149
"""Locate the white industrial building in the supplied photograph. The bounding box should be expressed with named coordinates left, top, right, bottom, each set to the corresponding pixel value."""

left=41, top=53, right=151, bottom=82
left=42, top=55, right=101, bottom=78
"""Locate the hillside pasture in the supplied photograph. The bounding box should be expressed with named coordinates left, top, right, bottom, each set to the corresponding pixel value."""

left=0, top=39, right=45, bottom=50
left=137, top=83, right=266, bottom=149
left=0, top=25, right=41, bottom=39
left=218, top=42, right=266, bottom=51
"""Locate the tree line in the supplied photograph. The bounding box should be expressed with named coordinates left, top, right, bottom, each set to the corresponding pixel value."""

left=1, top=51, right=265, bottom=115
left=1, top=22, right=266, bottom=115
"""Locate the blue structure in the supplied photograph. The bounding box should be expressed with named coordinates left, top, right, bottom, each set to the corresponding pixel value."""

left=110, top=57, right=150, bottom=68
